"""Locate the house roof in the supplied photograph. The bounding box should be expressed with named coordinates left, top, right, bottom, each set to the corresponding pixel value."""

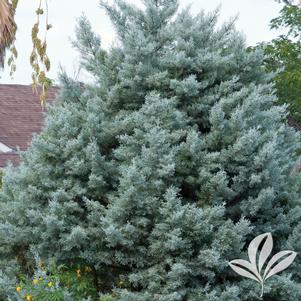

left=0, top=153, right=20, bottom=167
left=0, top=84, right=58, bottom=167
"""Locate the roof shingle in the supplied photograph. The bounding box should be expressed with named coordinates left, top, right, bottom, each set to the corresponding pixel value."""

left=0, top=84, right=58, bottom=167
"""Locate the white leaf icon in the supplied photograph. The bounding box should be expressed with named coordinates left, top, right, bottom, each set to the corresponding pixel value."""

left=263, top=250, right=297, bottom=280
left=258, top=233, right=273, bottom=273
left=229, top=259, right=261, bottom=283
left=248, top=232, right=272, bottom=273
left=229, top=232, right=297, bottom=298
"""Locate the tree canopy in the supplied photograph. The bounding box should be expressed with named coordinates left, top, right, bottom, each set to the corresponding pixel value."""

left=0, top=0, right=300, bottom=300
left=256, top=2, right=301, bottom=122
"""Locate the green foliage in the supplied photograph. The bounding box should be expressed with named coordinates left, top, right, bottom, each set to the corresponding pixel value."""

left=270, top=4, right=301, bottom=36
left=0, top=170, right=3, bottom=189
left=14, top=255, right=98, bottom=301
left=0, top=0, right=301, bottom=300
left=254, top=5, right=301, bottom=122
left=99, top=295, right=116, bottom=301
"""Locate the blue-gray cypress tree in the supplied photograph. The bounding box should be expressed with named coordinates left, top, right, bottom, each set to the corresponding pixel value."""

left=0, top=1, right=301, bottom=300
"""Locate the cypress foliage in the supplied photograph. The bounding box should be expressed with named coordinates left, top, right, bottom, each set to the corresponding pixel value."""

left=0, top=1, right=301, bottom=300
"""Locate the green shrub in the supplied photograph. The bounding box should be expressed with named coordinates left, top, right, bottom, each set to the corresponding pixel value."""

left=14, top=255, right=98, bottom=301
left=99, top=295, right=116, bottom=301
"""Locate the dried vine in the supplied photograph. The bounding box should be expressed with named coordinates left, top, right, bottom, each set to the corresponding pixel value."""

left=30, top=0, right=52, bottom=105
left=3, top=0, right=52, bottom=105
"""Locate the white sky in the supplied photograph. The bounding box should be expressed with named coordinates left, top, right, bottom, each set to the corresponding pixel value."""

left=0, top=0, right=284, bottom=85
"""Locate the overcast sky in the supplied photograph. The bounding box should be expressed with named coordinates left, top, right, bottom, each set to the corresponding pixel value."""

left=0, top=0, right=284, bottom=85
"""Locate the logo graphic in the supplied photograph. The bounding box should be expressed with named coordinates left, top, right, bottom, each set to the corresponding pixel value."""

left=229, top=232, right=297, bottom=298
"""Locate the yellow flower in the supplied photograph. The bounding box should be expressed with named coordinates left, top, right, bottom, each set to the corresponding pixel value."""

left=16, top=286, right=21, bottom=293
left=33, top=279, right=38, bottom=285
left=48, top=281, right=53, bottom=287
left=118, top=280, right=124, bottom=286
left=84, top=266, right=92, bottom=273
left=76, top=269, right=81, bottom=277
left=38, top=261, right=44, bottom=267
left=26, top=295, right=32, bottom=301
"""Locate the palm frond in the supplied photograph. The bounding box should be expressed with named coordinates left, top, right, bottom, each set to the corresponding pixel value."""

left=0, top=0, right=17, bottom=68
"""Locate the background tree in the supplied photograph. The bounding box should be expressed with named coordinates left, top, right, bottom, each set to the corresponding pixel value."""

left=275, top=0, right=301, bottom=5
left=257, top=2, right=301, bottom=122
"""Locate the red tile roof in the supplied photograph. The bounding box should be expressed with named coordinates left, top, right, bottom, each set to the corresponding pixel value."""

left=0, top=84, right=58, bottom=167
left=0, top=153, right=20, bottom=167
